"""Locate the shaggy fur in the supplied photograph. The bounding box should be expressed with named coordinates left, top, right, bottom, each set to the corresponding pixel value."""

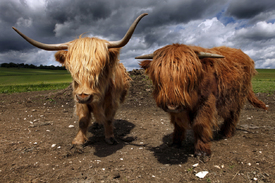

left=55, top=37, right=131, bottom=145
left=140, top=44, right=267, bottom=157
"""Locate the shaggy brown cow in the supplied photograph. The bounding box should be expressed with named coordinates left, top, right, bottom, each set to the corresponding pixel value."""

left=13, top=13, right=148, bottom=145
left=137, top=44, right=267, bottom=158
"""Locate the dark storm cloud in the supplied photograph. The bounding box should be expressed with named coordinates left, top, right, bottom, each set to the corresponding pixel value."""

left=1, top=0, right=225, bottom=53
left=1, top=0, right=275, bottom=68
left=226, top=0, right=275, bottom=19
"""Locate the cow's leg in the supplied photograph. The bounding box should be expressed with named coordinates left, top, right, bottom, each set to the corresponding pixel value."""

left=192, top=94, right=216, bottom=157
left=103, top=119, right=117, bottom=145
left=170, top=112, right=190, bottom=146
left=92, top=103, right=118, bottom=145
left=220, top=107, right=241, bottom=138
left=103, top=102, right=119, bottom=145
left=72, top=103, right=91, bottom=145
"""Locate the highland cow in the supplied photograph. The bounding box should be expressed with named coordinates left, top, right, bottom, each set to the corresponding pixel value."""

left=137, top=44, right=267, bottom=158
left=13, top=13, right=148, bottom=145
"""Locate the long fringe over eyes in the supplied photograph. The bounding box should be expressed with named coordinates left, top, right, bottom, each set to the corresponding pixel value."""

left=65, top=37, right=119, bottom=87
left=146, top=44, right=203, bottom=108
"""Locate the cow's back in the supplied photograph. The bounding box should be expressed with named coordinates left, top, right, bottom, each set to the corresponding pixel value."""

left=210, top=46, right=256, bottom=116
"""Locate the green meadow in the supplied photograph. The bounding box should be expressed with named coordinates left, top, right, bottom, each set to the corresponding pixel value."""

left=0, top=67, right=274, bottom=94
left=0, top=67, right=72, bottom=93
left=252, top=69, right=275, bottom=94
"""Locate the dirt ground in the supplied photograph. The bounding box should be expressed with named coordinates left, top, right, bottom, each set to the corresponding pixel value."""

left=0, top=69, right=274, bottom=183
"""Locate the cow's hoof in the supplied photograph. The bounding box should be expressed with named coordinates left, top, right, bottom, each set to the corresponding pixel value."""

left=72, top=139, right=85, bottom=145
left=105, top=137, right=118, bottom=145
left=195, top=150, right=211, bottom=163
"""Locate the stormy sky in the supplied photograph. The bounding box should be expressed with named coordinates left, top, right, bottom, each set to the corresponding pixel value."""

left=1, top=0, right=275, bottom=70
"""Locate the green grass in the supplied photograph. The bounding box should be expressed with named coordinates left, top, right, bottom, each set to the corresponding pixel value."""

left=0, top=67, right=274, bottom=94
left=0, top=67, right=72, bottom=85
left=0, top=83, right=71, bottom=94
left=0, top=67, right=72, bottom=93
left=252, top=69, right=275, bottom=93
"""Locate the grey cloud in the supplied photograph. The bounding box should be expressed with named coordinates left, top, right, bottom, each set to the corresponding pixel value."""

left=1, top=0, right=275, bottom=69
left=2, top=0, right=226, bottom=53
left=226, top=0, right=275, bottom=19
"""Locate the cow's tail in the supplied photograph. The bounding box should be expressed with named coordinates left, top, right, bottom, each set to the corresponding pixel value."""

left=247, top=89, right=268, bottom=110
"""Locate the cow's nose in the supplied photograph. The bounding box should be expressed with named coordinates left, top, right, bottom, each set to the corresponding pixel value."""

left=167, top=105, right=178, bottom=111
left=76, top=93, right=93, bottom=104
left=163, top=104, right=183, bottom=113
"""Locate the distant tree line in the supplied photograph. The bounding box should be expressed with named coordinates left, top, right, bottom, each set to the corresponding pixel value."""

left=0, top=62, right=66, bottom=70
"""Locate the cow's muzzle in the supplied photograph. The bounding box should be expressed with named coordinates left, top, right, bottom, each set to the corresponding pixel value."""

left=163, top=105, right=184, bottom=113
left=76, top=93, right=93, bottom=104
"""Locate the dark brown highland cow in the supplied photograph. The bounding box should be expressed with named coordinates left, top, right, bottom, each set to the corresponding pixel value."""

left=137, top=44, right=267, bottom=158
left=13, top=13, right=148, bottom=145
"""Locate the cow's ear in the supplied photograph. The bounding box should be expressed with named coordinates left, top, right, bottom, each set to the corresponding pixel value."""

left=139, top=60, right=152, bottom=70
left=54, top=50, right=67, bottom=64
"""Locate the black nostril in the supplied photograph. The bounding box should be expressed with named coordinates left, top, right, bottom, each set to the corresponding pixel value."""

left=76, top=93, right=92, bottom=103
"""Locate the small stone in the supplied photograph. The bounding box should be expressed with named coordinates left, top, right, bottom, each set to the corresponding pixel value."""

left=51, top=144, right=56, bottom=148
left=68, top=125, right=74, bottom=128
left=195, top=171, right=208, bottom=178
left=193, top=163, right=199, bottom=167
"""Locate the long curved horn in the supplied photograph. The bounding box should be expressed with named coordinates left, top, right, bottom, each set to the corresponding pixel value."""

left=197, top=52, right=224, bottom=58
left=135, top=53, right=154, bottom=59
left=108, top=13, right=148, bottom=48
left=12, top=27, right=70, bottom=51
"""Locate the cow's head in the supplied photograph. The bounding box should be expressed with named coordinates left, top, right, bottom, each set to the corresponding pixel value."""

left=137, top=44, right=224, bottom=113
left=13, top=13, right=147, bottom=104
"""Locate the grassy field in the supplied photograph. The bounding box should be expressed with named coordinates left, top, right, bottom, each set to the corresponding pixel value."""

left=0, top=67, right=274, bottom=94
left=252, top=69, right=275, bottom=93
left=0, top=67, right=72, bottom=93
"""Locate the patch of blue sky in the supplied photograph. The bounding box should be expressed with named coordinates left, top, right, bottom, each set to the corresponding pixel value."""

left=267, top=19, right=275, bottom=24
left=173, top=25, right=185, bottom=32
left=215, top=8, right=236, bottom=26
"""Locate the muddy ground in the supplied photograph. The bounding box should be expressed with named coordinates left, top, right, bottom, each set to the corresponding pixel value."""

left=0, top=69, right=274, bottom=183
